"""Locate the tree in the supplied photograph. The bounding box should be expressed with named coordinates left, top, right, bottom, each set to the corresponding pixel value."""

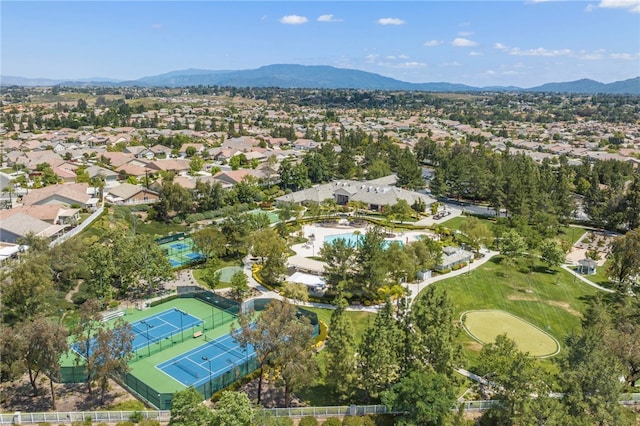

left=92, top=318, right=134, bottom=404
left=561, top=319, right=628, bottom=425
left=232, top=300, right=312, bottom=405
left=324, top=299, right=357, bottom=399
left=189, top=155, right=204, bottom=175
left=385, top=199, right=415, bottom=224
left=355, top=226, right=389, bottom=298
left=475, top=334, right=538, bottom=424
left=320, top=238, right=357, bottom=293
left=1, top=252, right=54, bottom=323
left=250, top=228, right=282, bottom=263
left=281, top=282, right=309, bottom=304
left=275, top=314, right=317, bottom=407
left=16, top=316, right=68, bottom=408
left=459, top=217, right=493, bottom=253
left=169, top=386, right=213, bottom=426
left=211, top=391, right=254, bottom=426
left=396, top=148, right=423, bottom=190
left=229, top=271, right=250, bottom=301
left=192, top=227, right=227, bottom=264
left=260, top=233, right=288, bottom=286
left=499, top=229, right=527, bottom=260
left=607, top=228, right=640, bottom=292
left=357, top=301, right=402, bottom=401
left=381, top=367, right=456, bottom=426
left=72, top=300, right=103, bottom=395
left=539, top=239, right=566, bottom=271
left=408, top=287, right=460, bottom=376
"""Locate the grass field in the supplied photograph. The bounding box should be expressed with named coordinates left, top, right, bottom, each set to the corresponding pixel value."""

left=462, top=309, right=560, bottom=357
left=427, top=255, right=602, bottom=366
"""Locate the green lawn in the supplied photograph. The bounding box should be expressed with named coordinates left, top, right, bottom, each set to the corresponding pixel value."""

left=428, top=255, right=603, bottom=368
left=302, top=307, right=374, bottom=343
left=462, top=309, right=559, bottom=357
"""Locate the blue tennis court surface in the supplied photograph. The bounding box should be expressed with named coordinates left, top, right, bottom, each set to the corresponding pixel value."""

left=185, top=252, right=205, bottom=260
left=131, top=309, right=203, bottom=351
left=72, top=309, right=203, bottom=357
left=157, top=334, right=255, bottom=387
left=171, top=243, right=190, bottom=251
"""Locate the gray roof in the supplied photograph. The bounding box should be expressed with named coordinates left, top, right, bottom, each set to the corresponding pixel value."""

left=0, top=213, right=55, bottom=237
left=107, top=183, right=157, bottom=200
left=275, top=178, right=435, bottom=206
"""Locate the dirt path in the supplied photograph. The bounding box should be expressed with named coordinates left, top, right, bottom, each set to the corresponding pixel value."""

left=64, top=281, right=82, bottom=303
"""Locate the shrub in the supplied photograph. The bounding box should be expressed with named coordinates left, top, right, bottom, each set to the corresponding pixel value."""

left=322, top=418, right=342, bottom=426
left=299, top=416, right=318, bottom=426
left=138, top=420, right=160, bottom=426
left=315, top=320, right=328, bottom=346
left=115, top=422, right=135, bottom=426
left=129, top=411, right=143, bottom=423
left=185, top=213, right=205, bottom=224
left=107, top=400, right=146, bottom=411
left=342, top=417, right=365, bottom=426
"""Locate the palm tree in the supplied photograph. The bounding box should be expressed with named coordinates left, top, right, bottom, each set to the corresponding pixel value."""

left=2, top=181, right=15, bottom=208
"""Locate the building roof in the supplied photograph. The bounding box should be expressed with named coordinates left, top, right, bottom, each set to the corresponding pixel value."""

left=0, top=213, right=64, bottom=239
left=275, top=178, right=435, bottom=206
left=107, top=183, right=157, bottom=200
left=21, top=183, right=90, bottom=206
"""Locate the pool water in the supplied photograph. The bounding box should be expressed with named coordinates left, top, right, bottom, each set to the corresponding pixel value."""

left=323, top=233, right=403, bottom=249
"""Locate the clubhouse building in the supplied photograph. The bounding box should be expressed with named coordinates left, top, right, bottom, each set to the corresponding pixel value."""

left=275, top=177, right=435, bottom=212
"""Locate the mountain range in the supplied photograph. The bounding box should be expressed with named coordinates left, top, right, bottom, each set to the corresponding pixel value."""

left=2, top=64, right=639, bottom=95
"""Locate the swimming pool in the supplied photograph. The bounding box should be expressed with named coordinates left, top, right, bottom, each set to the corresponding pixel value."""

left=323, top=233, right=403, bottom=248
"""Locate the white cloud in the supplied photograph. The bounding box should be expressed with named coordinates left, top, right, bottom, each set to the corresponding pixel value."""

left=486, top=70, right=496, bottom=75
left=396, top=61, right=427, bottom=68
left=496, top=44, right=610, bottom=60
left=377, top=17, right=405, bottom=25
left=424, top=40, right=443, bottom=47
left=503, top=70, right=519, bottom=75
left=469, top=51, right=484, bottom=56
left=377, top=61, right=427, bottom=69
left=596, top=0, right=640, bottom=13
left=365, top=54, right=379, bottom=63
left=398, top=54, right=409, bottom=59
left=509, top=47, right=572, bottom=56
left=280, top=15, right=308, bottom=25
left=452, top=37, right=478, bottom=47
left=458, top=31, right=474, bottom=36
left=439, top=61, right=462, bottom=67
left=317, top=14, right=342, bottom=23
left=150, top=24, right=163, bottom=30
left=610, top=52, right=640, bottom=59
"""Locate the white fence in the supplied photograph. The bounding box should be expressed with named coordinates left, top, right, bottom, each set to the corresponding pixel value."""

left=49, top=205, right=104, bottom=247
left=2, top=397, right=638, bottom=424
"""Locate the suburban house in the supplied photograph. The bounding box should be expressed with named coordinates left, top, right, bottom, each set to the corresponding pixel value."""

left=434, top=246, right=473, bottom=271
left=105, top=183, right=159, bottom=206
left=0, top=213, right=66, bottom=244
left=275, top=178, right=435, bottom=212
left=20, top=183, right=98, bottom=210
left=0, top=204, right=80, bottom=226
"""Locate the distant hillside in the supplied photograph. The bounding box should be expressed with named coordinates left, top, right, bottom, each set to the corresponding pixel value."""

left=526, top=77, right=640, bottom=95
left=2, top=65, right=639, bottom=94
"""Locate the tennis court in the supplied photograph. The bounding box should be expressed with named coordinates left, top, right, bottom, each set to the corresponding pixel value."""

left=156, top=234, right=205, bottom=268
left=157, top=333, right=255, bottom=387
left=130, top=309, right=203, bottom=351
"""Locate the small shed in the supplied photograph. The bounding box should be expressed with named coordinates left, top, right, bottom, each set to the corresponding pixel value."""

left=577, top=258, right=597, bottom=275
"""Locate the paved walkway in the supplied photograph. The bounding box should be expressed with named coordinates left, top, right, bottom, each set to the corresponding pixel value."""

left=559, top=264, right=615, bottom=293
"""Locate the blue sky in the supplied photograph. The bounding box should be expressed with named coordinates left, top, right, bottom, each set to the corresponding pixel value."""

left=2, top=1, right=639, bottom=87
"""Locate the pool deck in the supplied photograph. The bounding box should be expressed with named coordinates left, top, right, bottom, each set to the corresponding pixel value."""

left=290, top=223, right=436, bottom=259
